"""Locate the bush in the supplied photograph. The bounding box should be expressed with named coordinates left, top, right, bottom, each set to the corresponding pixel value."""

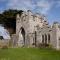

left=37, top=43, right=50, bottom=48
left=2, top=45, right=8, bottom=49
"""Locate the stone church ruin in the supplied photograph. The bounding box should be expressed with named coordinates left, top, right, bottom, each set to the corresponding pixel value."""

left=0, top=10, right=60, bottom=50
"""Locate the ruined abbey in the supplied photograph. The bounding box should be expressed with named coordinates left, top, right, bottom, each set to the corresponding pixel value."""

left=0, top=10, right=60, bottom=50
left=12, top=10, right=60, bottom=50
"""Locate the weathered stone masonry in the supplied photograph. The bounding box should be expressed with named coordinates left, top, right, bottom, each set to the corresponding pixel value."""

left=15, top=10, right=60, bottom=50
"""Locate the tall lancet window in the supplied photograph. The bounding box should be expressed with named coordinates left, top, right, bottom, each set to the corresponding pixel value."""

left=48, top=34, right=50, bottom=43
left=45, top=34, right=47, bottom=44
left=42, top=35, right=44, bottom=43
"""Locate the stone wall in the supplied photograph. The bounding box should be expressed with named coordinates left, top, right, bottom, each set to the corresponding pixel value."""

left=16, top=10, right=60, bottom=50
left=0, top=39, right=10, bottom=48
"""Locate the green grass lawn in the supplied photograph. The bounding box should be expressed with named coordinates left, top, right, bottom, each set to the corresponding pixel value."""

left=0, top=48, right=60, bottom=60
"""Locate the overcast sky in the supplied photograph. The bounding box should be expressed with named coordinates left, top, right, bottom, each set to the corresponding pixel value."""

left=0, top=0, right=60, bottom=24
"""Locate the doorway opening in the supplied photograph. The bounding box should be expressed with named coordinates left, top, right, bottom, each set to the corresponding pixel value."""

left=20, top=27, right=25, bottom=45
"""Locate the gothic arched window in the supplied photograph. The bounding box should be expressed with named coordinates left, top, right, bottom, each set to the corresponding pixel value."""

left=48, top=34, right=50, bottom=43
left=42, top=35, right=44, bottom=43
left=45, top=34, right=47, bottom=44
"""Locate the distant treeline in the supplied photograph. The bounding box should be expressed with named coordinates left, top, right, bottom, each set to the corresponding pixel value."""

left=0, top=9, right=23, bottom=34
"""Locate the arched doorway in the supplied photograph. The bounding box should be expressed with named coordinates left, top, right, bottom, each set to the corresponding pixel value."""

left=20, top=27, right=25, bottom=45
left=18, top=27, right=25, bottom=46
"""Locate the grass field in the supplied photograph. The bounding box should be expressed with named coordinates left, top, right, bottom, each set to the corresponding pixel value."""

left=0, top=48, right=60, bottom=60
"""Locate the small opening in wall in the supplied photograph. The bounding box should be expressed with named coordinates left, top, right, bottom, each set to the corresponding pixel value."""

left=49, top=30, right=52, bottom=32
left=0, top=36, right=4, bottom=40
left=44, top=20, right=47, bottom=22
left=47, top=26, right=50, bottom=28
left=24, top=20, right=26, bottom=21
left=46, top=24, right=48, bottom=25
left=59, top=38, right=60, bottom=40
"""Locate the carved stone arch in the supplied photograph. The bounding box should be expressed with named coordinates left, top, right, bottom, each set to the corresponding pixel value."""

left=18, top=26, right=26, bottom=46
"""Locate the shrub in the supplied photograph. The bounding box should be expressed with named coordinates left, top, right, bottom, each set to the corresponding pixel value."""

left=2, top=45, right=8, bottom=49
left=37, top=43, right=50, bottom=48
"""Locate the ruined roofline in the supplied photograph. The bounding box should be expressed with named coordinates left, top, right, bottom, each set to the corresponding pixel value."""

left=17, top=10, right=46, bottom=18
left=16, top=10, right=49, bottom=24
